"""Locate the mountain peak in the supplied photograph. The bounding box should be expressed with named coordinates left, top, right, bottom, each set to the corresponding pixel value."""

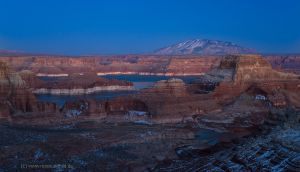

left=154, top=39, right=256, bottom=55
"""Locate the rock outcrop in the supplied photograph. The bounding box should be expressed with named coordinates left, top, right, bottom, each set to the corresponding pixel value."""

left=0, top=62, right=58, bottom=119
left=212, top=55, right=300, bottom=107
left=232, top=55, right=297, bottom=84
left=0, top=62, right=36, bottom=116
left=147, top=78, right=188, bottom=97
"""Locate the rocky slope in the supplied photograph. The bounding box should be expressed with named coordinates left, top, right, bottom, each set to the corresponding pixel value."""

left=153, top=126, right=300, bottom=172
left=152, top=105, right=300, bottom=172
left=154, top=39, right=256, bottom=55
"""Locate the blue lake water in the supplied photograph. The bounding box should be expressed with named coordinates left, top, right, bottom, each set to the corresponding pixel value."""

left=37, top=75, right=200, bottom=107
left=101, top=74, right=200, bottom=89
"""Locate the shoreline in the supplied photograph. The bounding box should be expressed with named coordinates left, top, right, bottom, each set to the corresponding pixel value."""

left=36, top=72, right=204, bottom=77
left=33, top=86, right=135, bottom=95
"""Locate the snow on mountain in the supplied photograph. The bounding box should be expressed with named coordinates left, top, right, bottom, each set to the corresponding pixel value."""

left=154, top=39, right=256, bottom=55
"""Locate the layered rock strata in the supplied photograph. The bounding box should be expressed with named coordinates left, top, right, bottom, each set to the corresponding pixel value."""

left=0, top=62, right=59, bottom=119
left=131, top=55, right=300, bottom=124
left=0, top=55, right=219, bottom=76
left=1, top=54, right=299, bottom=77
left=215, top=55, right=300, bottom=108
left=33, top=74, right=134, bottom=95
left=265, top=55, right=300, bottom=74
left=1, top=55, right=299, bottom=126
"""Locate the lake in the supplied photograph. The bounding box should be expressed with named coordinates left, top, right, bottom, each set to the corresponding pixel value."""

left=101, top=74, right=200, bottom=89
left=37, top=75, right=200, bottom=107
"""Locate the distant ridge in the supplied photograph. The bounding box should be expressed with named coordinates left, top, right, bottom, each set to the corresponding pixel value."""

left=0, top=49, right=78, bottom=57
left=154, top=39, right=256, bottom=55
left=0, top=49, right=48, bottom=57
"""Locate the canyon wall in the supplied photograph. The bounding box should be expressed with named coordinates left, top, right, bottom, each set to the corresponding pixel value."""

left=264, top=55, right=300, bottom=74
left=0, top=55, right=219, bottom=76
left=1, top=55, right=299, bottom=125
left=1, top=54, right=299, bottom=76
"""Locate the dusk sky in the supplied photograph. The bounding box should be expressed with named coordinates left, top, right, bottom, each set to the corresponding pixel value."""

left=0, top=0, right=299, bottom=55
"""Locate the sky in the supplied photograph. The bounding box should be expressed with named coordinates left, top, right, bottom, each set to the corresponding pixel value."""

left=0, top=0, right=299, bottom=55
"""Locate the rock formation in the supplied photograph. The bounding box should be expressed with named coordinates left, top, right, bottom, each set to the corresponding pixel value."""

left=0, top=61, right=59, bottom=120
left=129, top=54, right=300, bottom=124
left=0, top=62, right=36, bottom=116
left=146, top=78, right=188, bottom=97
left=212, top=55, right=300, bottom=108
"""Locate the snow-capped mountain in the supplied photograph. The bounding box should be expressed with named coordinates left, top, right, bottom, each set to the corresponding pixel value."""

left=154, top=39, right=256, bottom=55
